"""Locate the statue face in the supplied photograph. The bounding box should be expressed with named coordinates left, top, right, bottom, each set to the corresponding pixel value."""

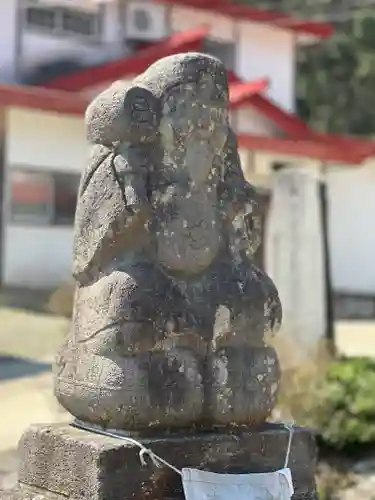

left=159, top=79, right=228, bottom=187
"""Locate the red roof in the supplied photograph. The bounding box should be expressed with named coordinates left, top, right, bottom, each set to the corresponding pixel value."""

left=44, top=27, right=209, bottom=91
left=0, top=78, right=269, bottom=115
left=43, top=3, right=333, bottom=94
left=155, top=0, right=334, bottom=39
left=0, top=84, right=86, bottom=115
left=243, top=92, right=375, bottom=158
left=2, top=74, right=375, bottom=166
left=238, top=135, right=368, bottom=165
left=247, top=94, right=317, bottom=140
left=230, top=78, right=269, bottom=108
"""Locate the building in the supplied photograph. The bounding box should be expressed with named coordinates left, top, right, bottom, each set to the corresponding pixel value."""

left=0, top=0, right=375, bottom=324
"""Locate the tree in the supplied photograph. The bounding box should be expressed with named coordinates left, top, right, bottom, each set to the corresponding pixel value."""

left=297, top=10, right=375, bottom=136
left=235, top=1, right=375, bottom=136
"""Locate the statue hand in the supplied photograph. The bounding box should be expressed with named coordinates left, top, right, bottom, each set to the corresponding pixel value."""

left=113, top=150, right=150, bottom=214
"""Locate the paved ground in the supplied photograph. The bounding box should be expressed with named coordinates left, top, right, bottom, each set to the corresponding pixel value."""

left=1, top=295, right=375, bottom=490
left=0, top=302, right=71, bottom=490
left=335, top=320, right=375, bottom=357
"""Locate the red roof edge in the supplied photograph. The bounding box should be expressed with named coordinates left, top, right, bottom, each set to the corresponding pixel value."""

left=43, top=26, right=209, bottom=92
left=246, top=94, right=375, bottom=160
left=0, top=85, right=87, bottom=115
left=1, top=80, right=373, bottom=166
left=238, top=134, right=366, bottom=165
left=0, top=75, right=265, bottom=116
left=318, top=133, right=375, bottom=157
left=274, top=20, right=334, bottom=39
left=247, top=93, right=317, bottom=140
left=230, top=78, right=269, bottom=108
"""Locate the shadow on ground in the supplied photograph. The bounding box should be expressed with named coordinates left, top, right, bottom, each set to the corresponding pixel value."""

left=0, top=448, right=18, bottom=490
left=0, top=356, right=52, bottom=382
left=0, top=287, right=53, bottom=315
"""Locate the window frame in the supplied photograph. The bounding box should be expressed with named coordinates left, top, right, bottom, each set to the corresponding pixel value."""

left=9, top=167, right=80, bottom=228
left=9, top=169, right=55, bottom=226
left=22, top=1, right=103, bottom=42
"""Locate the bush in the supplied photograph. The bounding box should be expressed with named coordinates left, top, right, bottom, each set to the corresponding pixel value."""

left=272, top=334, right=375, bottom=450
left=308, top=357, right=375, bottom=449
left=271, top=335, right=333, bottom=426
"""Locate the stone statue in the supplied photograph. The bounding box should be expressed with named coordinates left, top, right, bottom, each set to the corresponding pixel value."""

left=55, top=52, right=282, bottom=433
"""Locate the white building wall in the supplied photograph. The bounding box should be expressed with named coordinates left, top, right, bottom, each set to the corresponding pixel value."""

left=236, top=22, right=295, bottom=112
left=3, top=108, right=86, bottom=289
left=0, top=0, right=19, bottom=82
left=171, top=6, right=296, bottom=112
left=21, top=33, right=115, bottom=74
left=4, top=106, right=375, bottom=296
left=245, top=155, right=375, bottom=296
left=170, top=6, right=235, bottom=42
left=326, top=163, right=375, bottom=295
left=20, top=2, right=126, bottom=75
left=235, top=107, right=279, bottom=136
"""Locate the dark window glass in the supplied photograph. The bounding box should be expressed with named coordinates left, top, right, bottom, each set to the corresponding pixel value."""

left=272, top=162, right=288, bottom=172
left=53, top=172, right=80, bottom=225
left=25, top=5, right=101, bottom=38
left=10, top=171, right=53, bottom=225
left=61, top=8, right=97, bottom=36
left=25, top=7, right=56, bottom=30
left=10, top=170, right=79, bottom=226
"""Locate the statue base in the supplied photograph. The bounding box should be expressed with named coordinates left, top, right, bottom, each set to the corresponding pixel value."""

left=1, top=423, right=318, bottom=500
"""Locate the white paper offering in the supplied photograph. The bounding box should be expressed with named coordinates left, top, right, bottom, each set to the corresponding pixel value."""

left=182, top=467, right=294, bottom=500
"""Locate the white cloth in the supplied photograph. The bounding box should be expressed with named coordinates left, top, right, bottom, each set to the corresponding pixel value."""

left=182, top=467, right=294, bottom=500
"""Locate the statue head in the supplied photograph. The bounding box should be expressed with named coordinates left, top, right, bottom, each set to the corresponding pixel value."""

left=73, top=53, right=233, bottom=282
left=134, top=52, right=230, bottom=187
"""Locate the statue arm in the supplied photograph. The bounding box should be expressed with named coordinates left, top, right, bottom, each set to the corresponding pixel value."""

left=113, top=145, right=151, bottom=221
left=72, top=145, right=152, bottom=283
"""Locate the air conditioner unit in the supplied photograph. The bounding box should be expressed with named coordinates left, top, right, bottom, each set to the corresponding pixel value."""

left=124, top=1, right=167, bottom=41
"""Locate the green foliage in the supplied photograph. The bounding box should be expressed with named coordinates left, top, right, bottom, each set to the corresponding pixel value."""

left=235, top=0, right=375, bottom=136
left=307, top=357, right=375, bottom=449
left=296, top=10, right=375, bottom=136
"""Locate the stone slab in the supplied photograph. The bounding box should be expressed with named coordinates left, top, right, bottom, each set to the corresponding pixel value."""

left=6, top=423, right=317, bottom=500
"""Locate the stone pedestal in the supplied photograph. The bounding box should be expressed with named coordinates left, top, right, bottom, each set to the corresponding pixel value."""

left=2, top=423, right=318, bottom=500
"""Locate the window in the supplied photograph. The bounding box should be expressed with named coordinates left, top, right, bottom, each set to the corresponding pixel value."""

left=24, top=4, right=102, bottom=39
left=10, top=171, right=54, bottom=225
left=10, top=170, right=80, bottom=226
left=26, top=6, right=56, bottom=30
left=272, top=162, right=288, bottom=172
left=61, top=8, right=99, bottom=37
left=54, top=172, right=80, bottom=225
left=202, top=39, right=236, bottom=71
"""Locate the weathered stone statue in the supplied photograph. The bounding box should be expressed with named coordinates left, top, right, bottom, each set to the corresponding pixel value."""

left=3, top=54, right=318, bottom=500
left=54, top=52, right=282, bottom=432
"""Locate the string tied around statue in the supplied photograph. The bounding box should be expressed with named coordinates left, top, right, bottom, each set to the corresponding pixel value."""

left=71, top=419, right=295, bottom=476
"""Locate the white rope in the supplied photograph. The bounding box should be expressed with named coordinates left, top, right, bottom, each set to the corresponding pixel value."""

left=283, top=422, right=295, bottom=468
left=72, top=419, right=294, bottom=474
left=72, top=420, right=182, bottom=476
